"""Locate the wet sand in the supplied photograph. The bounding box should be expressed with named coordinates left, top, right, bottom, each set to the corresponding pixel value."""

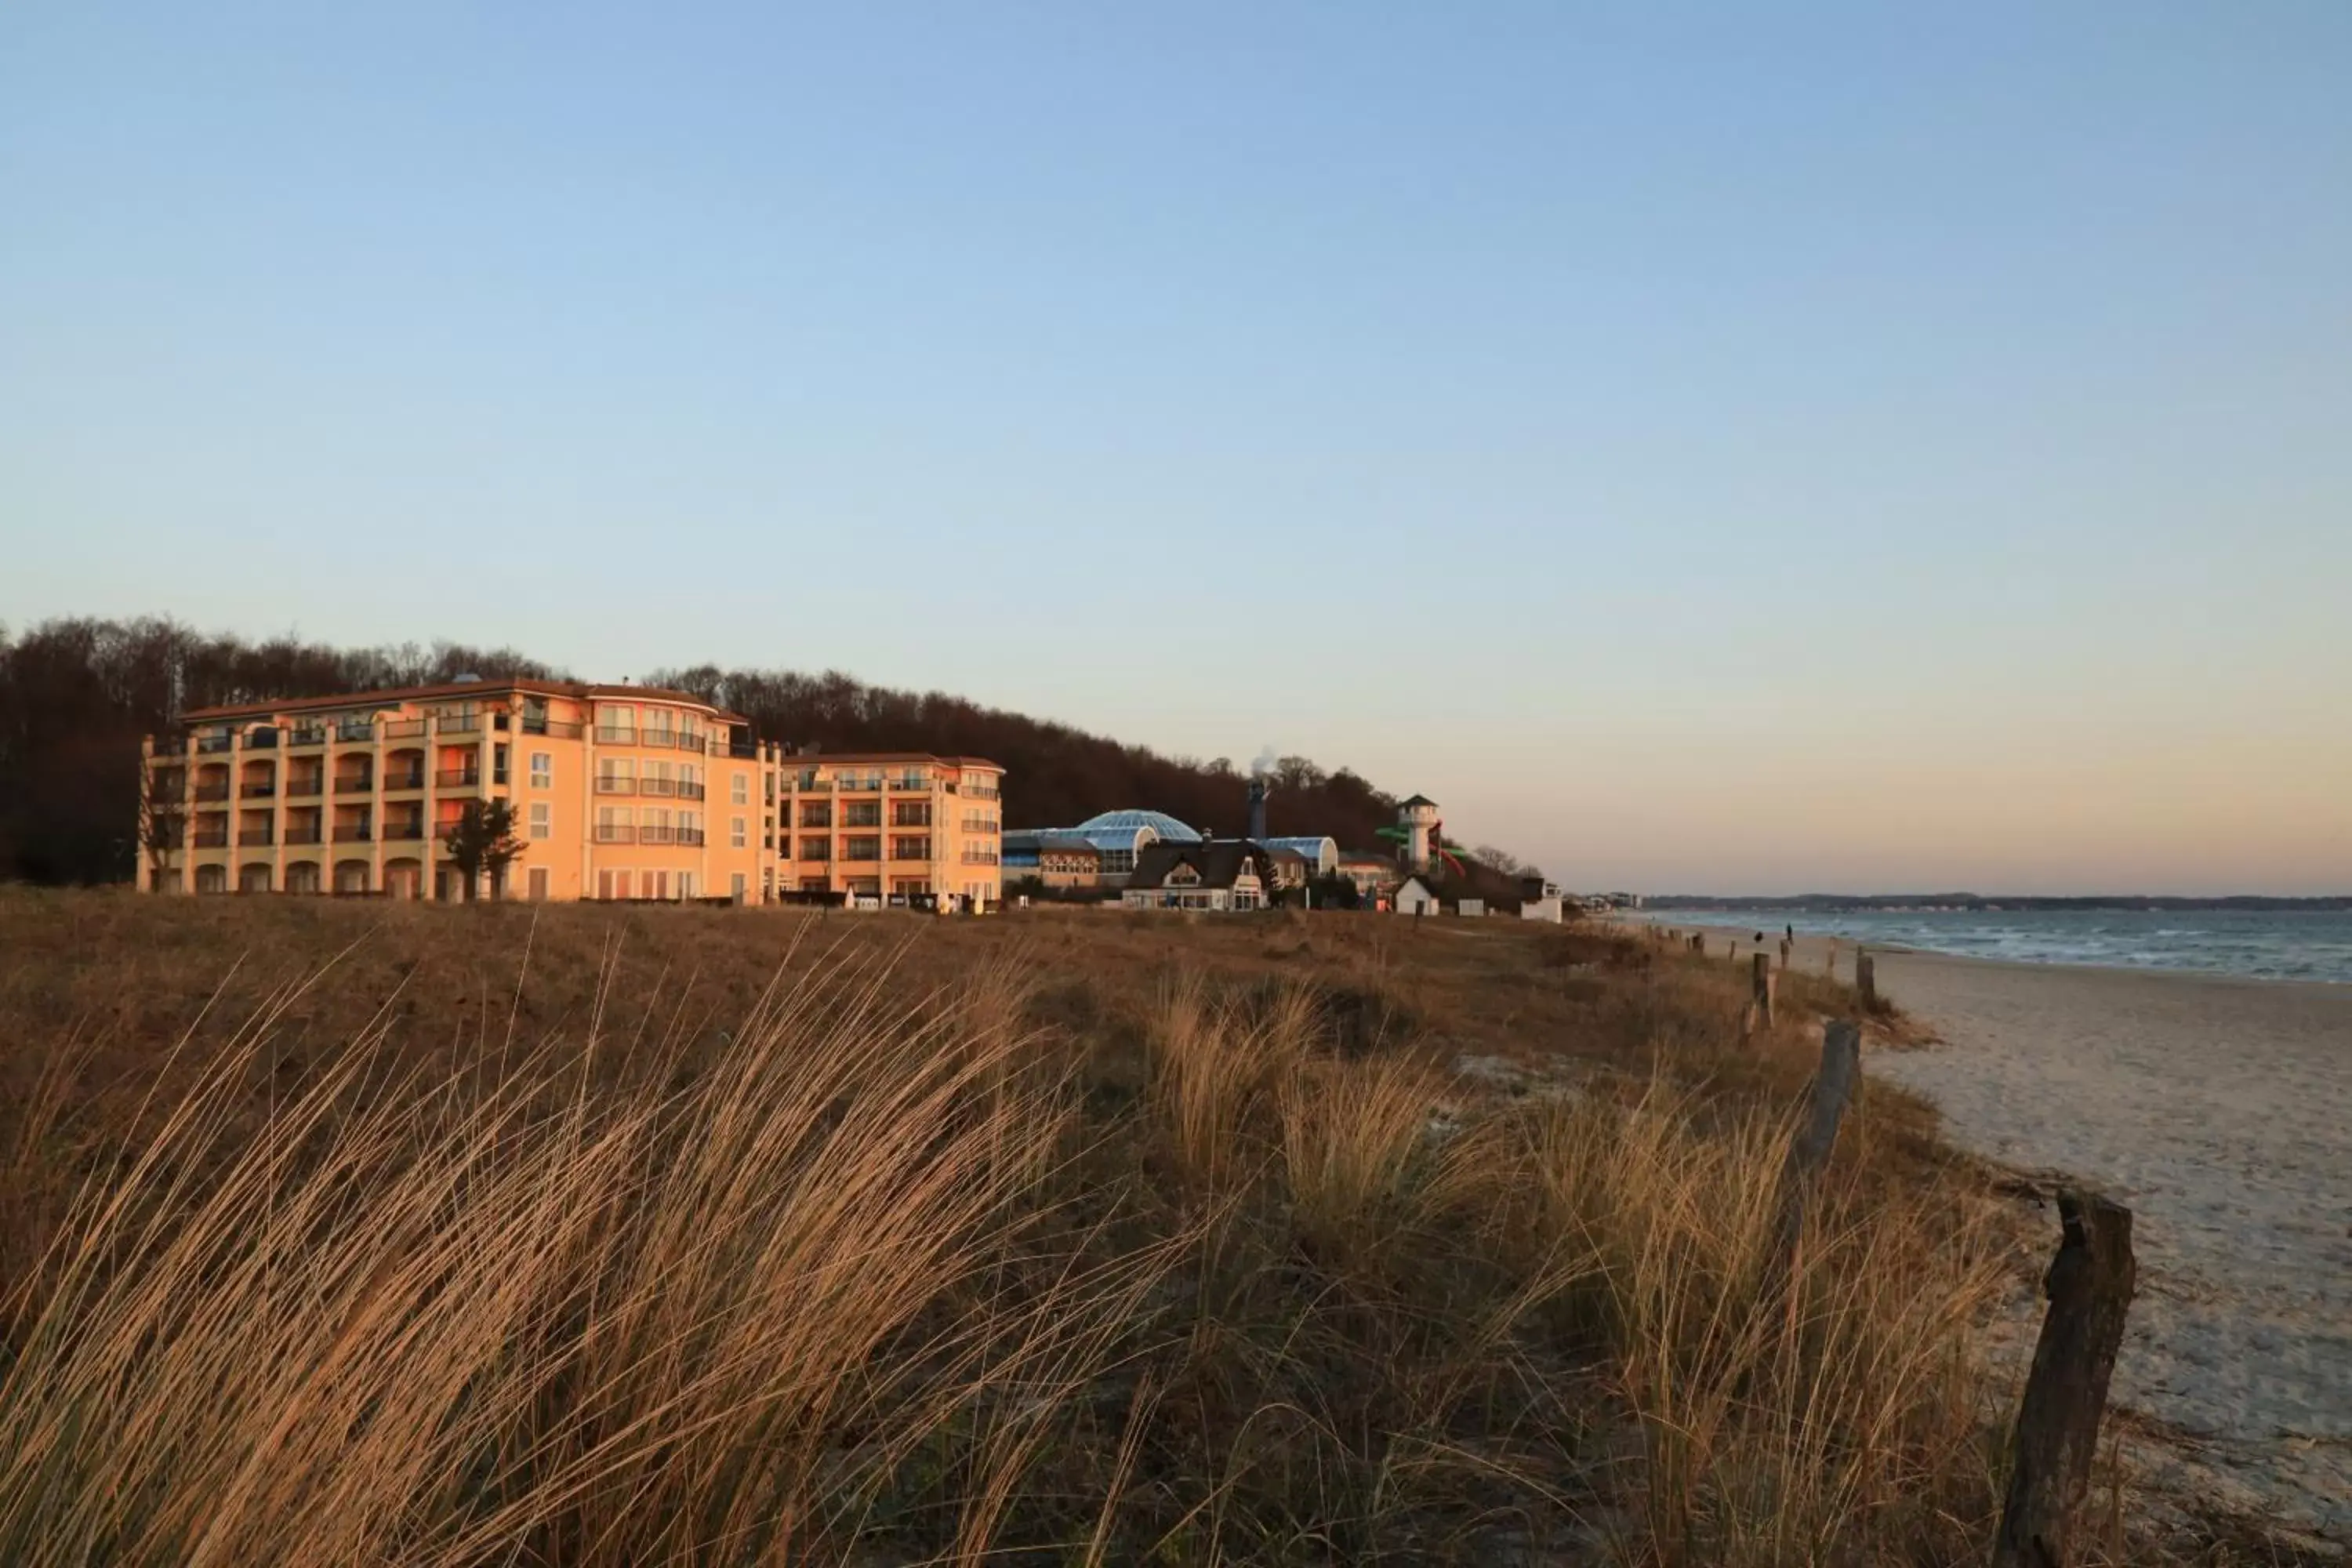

left=1648, top=921, right=2352, bottom=1542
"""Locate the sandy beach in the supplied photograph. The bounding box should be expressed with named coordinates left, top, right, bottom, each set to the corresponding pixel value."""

left=1650, top=921, right=2352, bottom=1543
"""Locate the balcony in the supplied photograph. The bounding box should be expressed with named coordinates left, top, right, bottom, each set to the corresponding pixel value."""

left=891, top=811, right=932, bottom=828
left=240, top=782, right=275, bottom=800
left=638, top=826, right=676, bottom=845
left=334, top=722, right=376, bottom=743
left=380, top=822, right=426, bottom=841
left=524, top=717, right=583, bottom=739
left=786, top=777, right=830, bottom=793
left=677, top=829, right=706, bottom=847
left=435, top=716, right=481, bottom=739
left=332, top=825, right=372, bottom=844
left=593, top=728, right=637, bottom=746
left=727, top=737, right=759, bottom=759
left=595, top=825, right=635, bottom=844
left=678, top=782, right=706, bottom=800
left=248, top=728, right=280, bottom=750
left=837, top=779, right=883, bottom=795
left=383, top=771, right=426, bottom=791
left=595, top=776, right=636, bottom=795
left=238, top=829, right=274, bottom=848
left=797, top=845, right=833, bottom=862
left=285, top=777, right=322, bottom=798
left=639, top=778, right=677, bottom=797
left=434, top=768, right=481, bottom=789
left=193, top=782, right=231, bottom=803
left=889, top=776, right=931, bottom=791
left=336, top=776, right=374, bottom=794
left=964, top=786, right=1001, bottom=800
left=191, top=829, right=230, bottom=850
left=287, top=725, right=328, bottom=748
left=284, top=825, right=323, bottom=846
left=383, top=719, right=428, bottom=741
left=841, top=809, right=882, bottom=829
left=196, top=735, right=234, bottom=753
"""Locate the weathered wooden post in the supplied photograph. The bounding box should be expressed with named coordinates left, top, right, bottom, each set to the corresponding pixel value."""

left=1856, top=947, right=1878, bottom=1011
left=1751, top=951, right=1775, bottom=1029
left=1773, top=1021, right=1861, bottom=1319
left=1730, top=940, right=1740, bottom=964
left=1779, top=938, right=1792, bottom=971
left=1991, top=1193, right=2137, bottom=1568
left=1824, top=938, right=1839, bottom=978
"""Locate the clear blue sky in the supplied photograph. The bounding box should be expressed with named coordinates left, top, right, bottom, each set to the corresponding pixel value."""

left=5, top=2, right=2348, bottom=893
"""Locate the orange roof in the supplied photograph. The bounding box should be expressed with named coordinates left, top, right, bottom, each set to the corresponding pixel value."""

left=782, top=751, right=1004, bottom=770
left=180, top=678, right=750, bottom=725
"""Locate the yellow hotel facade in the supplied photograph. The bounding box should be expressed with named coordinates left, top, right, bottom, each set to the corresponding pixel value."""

left=139, top=678, right=1004, bottom=907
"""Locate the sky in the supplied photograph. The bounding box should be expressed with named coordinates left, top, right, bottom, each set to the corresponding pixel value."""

left=4, top=2, right=2348, bottom=895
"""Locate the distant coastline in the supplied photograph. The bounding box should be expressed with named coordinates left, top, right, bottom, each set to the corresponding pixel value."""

left=1643, top=894, right=2350, bottom=913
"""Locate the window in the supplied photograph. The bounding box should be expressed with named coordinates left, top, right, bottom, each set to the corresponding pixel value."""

left=596, top=806, right=633, bottom=842
left=597, top=869, right=631, bottom=900
left=529, top=803, right=551, bottom=840
left=530, top=751, right=552, bottom=788
left=731, top=872, right=746, bottom=903
left=678, top=872, right=695, bottom=899
left=731, top=772, right=749, bottom=806
left=596, top=705, right=636, bottom=744
left=731, top=816, right=747, bottom=849
left=799, top=803, right=830, bottom=829
left=597, top=759, right=635, bottom=793
left=643, top=707, right=674, bottom=744
left=645, top=869, right=670, bottom=900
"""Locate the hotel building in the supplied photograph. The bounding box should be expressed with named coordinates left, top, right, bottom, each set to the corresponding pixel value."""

left=138, top=679, right=1004, bottom=907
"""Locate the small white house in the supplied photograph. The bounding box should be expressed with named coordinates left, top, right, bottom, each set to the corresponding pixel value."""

left=1394, top=876, right=1439, bottom=916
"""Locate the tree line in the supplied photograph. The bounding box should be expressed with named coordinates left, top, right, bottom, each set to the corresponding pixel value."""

left=2, top=619, right=1532, bottom=892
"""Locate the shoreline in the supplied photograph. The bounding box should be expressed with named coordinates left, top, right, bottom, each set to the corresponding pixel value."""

left=1620, top=912, right=2350, bottom=991
left=1635, top=916, right=2352, bottom=1544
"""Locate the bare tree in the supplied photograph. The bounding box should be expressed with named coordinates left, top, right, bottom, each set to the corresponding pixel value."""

left=136, top=758, right=183, bottom=892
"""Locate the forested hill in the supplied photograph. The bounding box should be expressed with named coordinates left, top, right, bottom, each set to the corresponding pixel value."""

left=0, top=619, right=1513, bottom=887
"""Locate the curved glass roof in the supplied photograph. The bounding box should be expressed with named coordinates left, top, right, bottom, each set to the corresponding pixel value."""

left=1261, top=835, right=1338, bottom=868
left=1068, top=809, right=1203, bottom=850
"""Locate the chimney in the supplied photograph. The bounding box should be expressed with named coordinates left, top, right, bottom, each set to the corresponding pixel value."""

left=1247, top=776, right=1269, bottom=844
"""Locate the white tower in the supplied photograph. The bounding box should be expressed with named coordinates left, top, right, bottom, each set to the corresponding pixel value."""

left=1397, top=796, right=1440, bottom=873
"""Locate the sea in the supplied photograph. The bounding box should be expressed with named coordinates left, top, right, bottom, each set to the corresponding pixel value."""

left=1639, top=908, right=2352, bottom=986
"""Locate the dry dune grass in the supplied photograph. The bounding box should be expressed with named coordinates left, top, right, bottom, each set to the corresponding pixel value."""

left=0, top=891, right=2248, bottom=1564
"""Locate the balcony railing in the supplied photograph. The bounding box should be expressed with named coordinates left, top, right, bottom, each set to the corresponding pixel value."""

left=678, top=782, right=706, bottom=800
left=726, top=737, right=759, bottom=759
left=798, top=817, right=833, bottom=831
left=964, top=786, right=1001, bottom=800
left=285, top=779, right=322, bottom=798
left=335, top=723, right=376, bottom=742
left=380, top=822, right=426, bottom=841
left=248, top=728, right=280, bottom=750
left=283, top=826, right=323, bottom=845
left=286, top=727, right=328, bottom=748
left=238, top=829, right=274, bottom=848
left=383, top=771, right=426, bottom=790
left=336, top=777, right=373, bottom=794
left=332, top=826, right=372, bottom=843
left=382, top=719, right=427, bottom=740
left=638, top=826, right=676, bottom=845
left=841, top=810, right=882, bottom=828
left=593, top=728, right=636, bottom=745
left=435, top=717, right=481, bottom=738
left=677, top=829, right=706, bottom=847
left=595, top=826, right=635, bottom=844
left=524, top=717, right=583, bottom=739
left=241, top=782, right=274, bottom=799
left=892, top=811, right=932, bottom=827
left=191, top=830, right=230, bottom=849
left=797, top=845, right=832, bottom=861
left=787, top=778, right=830, bottom=793
left=595, top=776, right=635, bottom=794
left=639, top=778, right=677, bottom=797
left=836, top=779, right=882, bottom=794
left=197, top=735, right=234, bottom=753
left=193, top=782, right=231, bottom=803
left=434, top=769, right=481, bottom=789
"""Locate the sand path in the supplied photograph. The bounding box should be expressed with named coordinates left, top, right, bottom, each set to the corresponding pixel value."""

left=1655, top=924, right=2352, bottom=1541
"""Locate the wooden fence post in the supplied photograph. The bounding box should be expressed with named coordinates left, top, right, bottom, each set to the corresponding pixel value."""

left=1991, top=1193, right=2136, bottom=1568
left=1856, top=947, right=1877, bottom=1011
left=1774, top=1021, right=1862, bottom=1298
left=1824, top=938, right=1839, bottom=978
left=1751, top=952, right=1775, bottom=1029
left=1779, top=938, right=1792, bottom=971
